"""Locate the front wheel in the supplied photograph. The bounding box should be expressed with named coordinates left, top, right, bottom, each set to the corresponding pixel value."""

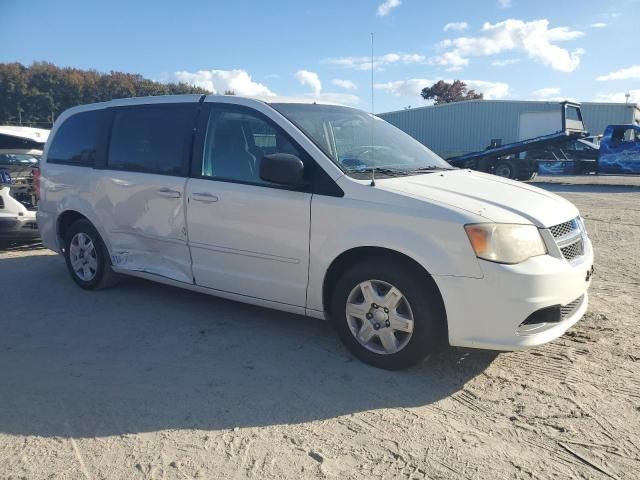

left=331, top=261, right=445, bottom=370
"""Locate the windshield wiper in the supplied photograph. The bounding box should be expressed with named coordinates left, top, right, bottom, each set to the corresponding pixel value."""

left=408, top=166, right=454, bottom=172
left=345, top=166, right=410, bottom=177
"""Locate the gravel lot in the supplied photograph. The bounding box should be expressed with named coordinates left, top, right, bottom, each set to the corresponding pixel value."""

left=1, top=176, right=639, bottom=479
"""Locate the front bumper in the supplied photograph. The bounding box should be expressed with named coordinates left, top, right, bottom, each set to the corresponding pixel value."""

left=0, top=214, right=39, bottom=238
left=435, top=236, right=594, bottom=350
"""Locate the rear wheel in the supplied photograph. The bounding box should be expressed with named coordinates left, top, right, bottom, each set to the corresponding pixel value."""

left=495, top=160, right=517, bottom=179
left=64, top=219, right=119, bottom=290
left=331, top=260, right=445, bottom=370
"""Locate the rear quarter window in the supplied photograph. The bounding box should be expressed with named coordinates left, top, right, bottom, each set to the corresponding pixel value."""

left=47, top=110, right=102, bottom=166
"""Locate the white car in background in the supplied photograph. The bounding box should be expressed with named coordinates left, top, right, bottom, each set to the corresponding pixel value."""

left=0, top=126, right=48, bottom=239
left=38, top=95, right=593, bottom=369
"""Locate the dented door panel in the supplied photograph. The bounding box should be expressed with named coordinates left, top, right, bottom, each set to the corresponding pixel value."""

left=93, top=170, right=192, bottom=283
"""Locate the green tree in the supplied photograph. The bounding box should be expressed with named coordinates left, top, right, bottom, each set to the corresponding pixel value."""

left=420, top=80, right=483, bottom=105
left=0, top=62, right=210, bottom=126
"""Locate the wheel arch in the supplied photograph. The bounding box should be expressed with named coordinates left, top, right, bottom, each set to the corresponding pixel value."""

left=57, top=210, right=90, bottom=251
left=322, top=246, right=447, bottom=330
left=56, top=209, right=111, bottom=257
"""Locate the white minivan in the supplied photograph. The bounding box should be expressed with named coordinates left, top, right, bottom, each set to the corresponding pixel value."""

left=38, top=95, right=593, bottom=369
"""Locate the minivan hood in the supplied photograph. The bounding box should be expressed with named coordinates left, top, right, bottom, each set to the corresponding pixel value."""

left=378, top=169, right=578, bottom=227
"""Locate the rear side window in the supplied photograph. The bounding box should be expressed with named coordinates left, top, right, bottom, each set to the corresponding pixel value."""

left=107, top=105, right=195, bottom=175
left=48, top=110, right=102, bottom=166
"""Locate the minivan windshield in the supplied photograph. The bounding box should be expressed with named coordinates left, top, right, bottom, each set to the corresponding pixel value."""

left=271, top=103, right=453, bottom=176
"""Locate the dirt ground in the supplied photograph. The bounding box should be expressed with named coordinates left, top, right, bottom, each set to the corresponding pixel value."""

left=0, top=176, right=638, bottom=480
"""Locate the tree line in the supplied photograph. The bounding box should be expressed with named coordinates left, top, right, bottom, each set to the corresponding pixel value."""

left=0, top=62, right=483, bottom=127
left=0, top=62, right=209, bottom=127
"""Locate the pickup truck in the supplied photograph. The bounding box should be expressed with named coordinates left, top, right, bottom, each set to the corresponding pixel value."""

left=538, top=124, right=640, bottom=175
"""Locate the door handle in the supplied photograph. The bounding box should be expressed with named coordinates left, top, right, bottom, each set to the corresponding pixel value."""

left=192, top=192, right=219, bottom=203
left=157, top=188, right=182, bottom=198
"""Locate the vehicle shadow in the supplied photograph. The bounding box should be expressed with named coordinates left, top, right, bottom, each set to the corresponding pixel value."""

left=0, top=238, right=44, bottom=252
left=0, top=253, right=496, bottom=439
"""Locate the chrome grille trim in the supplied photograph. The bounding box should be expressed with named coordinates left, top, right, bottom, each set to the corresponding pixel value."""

left=549, top=217, right=585, bottom=261
left=560, top=240, right=584, bottom=261
left=550, top=218, right=580, bottom=239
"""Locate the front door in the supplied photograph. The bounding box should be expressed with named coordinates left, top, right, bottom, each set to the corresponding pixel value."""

left=186, top=105, right=312, bottom=307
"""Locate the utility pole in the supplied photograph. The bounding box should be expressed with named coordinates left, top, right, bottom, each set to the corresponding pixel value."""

left=625, top=93, right=631, bottom=104
left=18, top=110, right=22, bottom=126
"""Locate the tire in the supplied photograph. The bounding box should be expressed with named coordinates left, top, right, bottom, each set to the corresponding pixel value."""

left=63, top=219, right=119, bottom=290
left=494, top=160, right=517, bottom=179
left=517, top=171, right=538, bottom=181
left=331, top=260, right=446, bottom=370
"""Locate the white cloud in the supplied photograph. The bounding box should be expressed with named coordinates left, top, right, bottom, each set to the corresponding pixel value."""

left=374, top=78, right=510, bottom=100
left=377, top=0, right=401, bottom=16
left=444, top=22, right=469, bottom=32
left=597, top=65, right=640, bottom=81
left=332, top=79, right=358, bottom=90
left=464, top=80, right=510, bottom=99
left=173, top=69, right=275, bottom=96
left=293, top=71, right=359, bottom=105
left=295, top=70, right=322, bottom=97
left=529, top=87, right=565, bottom=101
left=491, top=58, right=520, bottom=67
left=594, top=90, right=640, bottom=103
left=325, top=52, right=426, bottom=71
left=315, top=93, right=360, bottom=105
left=374, top=78, right=434, bottom=97
left=430, top=19, right=584, bottom=72
left=590, top=22, right=608, bottom=28
left=498, top=0, right=512, bottom=8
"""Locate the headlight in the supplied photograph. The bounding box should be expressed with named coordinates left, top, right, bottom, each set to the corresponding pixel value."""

left=464, top=223, right=547, bottom=264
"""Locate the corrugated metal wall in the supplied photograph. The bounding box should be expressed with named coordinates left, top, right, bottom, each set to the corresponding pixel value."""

left=581, top=103, right=638, bottom=133
left=379, top=101, right=639, bottom=158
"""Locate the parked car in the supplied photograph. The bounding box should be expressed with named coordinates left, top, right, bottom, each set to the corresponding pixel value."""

left=0, top=161, right=39, bottom=239
left=0, top=126, right=48, bottom=239
left=38, top=95, right=594, bottom=369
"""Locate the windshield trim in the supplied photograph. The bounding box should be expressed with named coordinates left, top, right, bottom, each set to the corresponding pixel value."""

left=270, top=103, right=349, bottom=174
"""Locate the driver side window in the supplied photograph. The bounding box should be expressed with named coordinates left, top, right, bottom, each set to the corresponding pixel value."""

left=201, top=108, right=305, bottom=185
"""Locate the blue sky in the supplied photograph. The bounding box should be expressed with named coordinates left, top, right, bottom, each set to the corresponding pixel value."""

left=1, top=0, right=638, bottom=112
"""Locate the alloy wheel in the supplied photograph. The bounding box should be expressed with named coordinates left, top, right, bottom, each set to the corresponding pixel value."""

left=69, top=232, right=98, bottom=281
left=345, top=279, right=415, bottom=355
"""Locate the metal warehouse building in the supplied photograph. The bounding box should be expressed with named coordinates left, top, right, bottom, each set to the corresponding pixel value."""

left=379, top=100, right=640, bottom=159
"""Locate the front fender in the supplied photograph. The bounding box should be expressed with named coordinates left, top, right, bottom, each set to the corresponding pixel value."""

left=306, top=194, right=483, bottom=313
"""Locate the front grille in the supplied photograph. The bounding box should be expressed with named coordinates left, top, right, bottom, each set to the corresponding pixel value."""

left=549, top=217, right=585, bottom=261
left=550, top=218, right=580, bottom=239
left=561, top=295, right=584, bottom=320
left=560, top=240, right=584, bottom=261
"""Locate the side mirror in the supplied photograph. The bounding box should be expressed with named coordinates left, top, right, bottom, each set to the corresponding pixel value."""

left=259, top=153, right=305, bottom=185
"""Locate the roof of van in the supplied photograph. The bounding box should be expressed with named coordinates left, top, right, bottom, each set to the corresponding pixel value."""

left=52, top=95, right=353, bottom=128
left=64, top=94, right=345, bottom=110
